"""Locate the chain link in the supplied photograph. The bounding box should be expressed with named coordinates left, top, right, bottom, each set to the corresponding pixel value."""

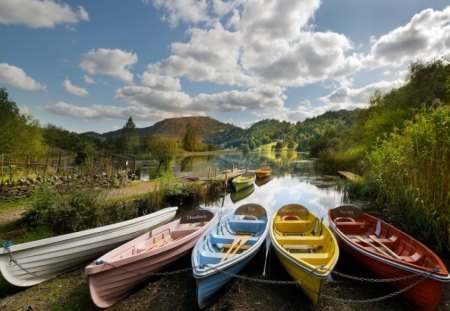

left=3, top=245, right=43, bottom=279
left=321, top=272, right=430, bottom=303
left=327, top=266, right=426, bottom=283
left=4, top=242, right=440, bottom=305
left=202, top=264, right=302, bottom=285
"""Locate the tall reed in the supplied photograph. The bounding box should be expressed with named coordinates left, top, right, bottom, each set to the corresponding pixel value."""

left=365, top=106, right=450, bottom=252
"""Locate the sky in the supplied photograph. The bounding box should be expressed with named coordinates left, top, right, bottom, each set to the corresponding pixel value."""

left=0, top=0, right=449, bottom=134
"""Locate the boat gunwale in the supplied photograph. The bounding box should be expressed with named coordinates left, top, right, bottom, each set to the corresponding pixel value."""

left=269, top=226, right=336, bottom=279
left=0, top=207, right=178, bottom=253
left=192, top=209, right=269, bottom=279
left=85, top=212, right=218, bottom=274
left=328, top=210, right=450, bottom=282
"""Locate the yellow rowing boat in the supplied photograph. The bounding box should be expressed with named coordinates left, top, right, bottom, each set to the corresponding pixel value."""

left=270, top=204, right=339, bottom=308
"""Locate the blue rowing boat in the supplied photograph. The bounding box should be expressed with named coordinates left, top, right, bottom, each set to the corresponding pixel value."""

left=191, top=203, right=269, bottom=309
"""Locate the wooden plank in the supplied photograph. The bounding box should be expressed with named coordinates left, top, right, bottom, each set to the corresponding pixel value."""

left=369, top=235, right=403, bottom=260
left=221, top=235, right=251, bottom=262
left=338, top=171, right=362, bottom=181
left=354, top=235, right=395, bottom=259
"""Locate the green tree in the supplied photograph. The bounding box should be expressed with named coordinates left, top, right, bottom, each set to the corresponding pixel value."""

left=120, top=117, right=140, bottom=154
left=144, top=135, right=178, bottom=172
left=0, top=88, right=46, bottom=154
left=183, top=126, right=200, bottom=151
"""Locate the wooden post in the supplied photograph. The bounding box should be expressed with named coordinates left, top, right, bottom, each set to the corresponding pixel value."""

left=9, top=154, right=12, bottom=181
left=57, top=152, right=61, bottom=173
left=1, top=154, right=3, bottom=183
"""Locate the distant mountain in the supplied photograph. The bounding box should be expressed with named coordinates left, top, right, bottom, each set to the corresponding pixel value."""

left=99, top=116, right=243, bottom=147
left=85, top=110, right=359, bottom=150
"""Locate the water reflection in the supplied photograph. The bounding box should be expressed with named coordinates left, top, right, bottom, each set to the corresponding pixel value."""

left=142, top=151, right=348, bottom=220
left=204, top=175, right=344, bottom=224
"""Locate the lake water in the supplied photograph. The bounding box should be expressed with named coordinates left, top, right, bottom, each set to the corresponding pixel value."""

left=144, top=151, right=352, bottom=222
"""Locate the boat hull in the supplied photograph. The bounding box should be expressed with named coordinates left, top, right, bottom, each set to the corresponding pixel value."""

left=331, top=226, right=447, bottom=311
left=270, top=204, right=339, bottom=307
left=195, top=249, right=258, bottom=309
left=0, top=207, right=178, bottom=287
left=86, top=210, right=217, bottom=308
left=192, top=204, right=269, bottom=308
left=328, top=205, right=450, bottom=311
left=272, top=247, right=326, bottom=306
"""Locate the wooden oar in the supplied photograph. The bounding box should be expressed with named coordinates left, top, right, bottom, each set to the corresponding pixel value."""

left=229, top=235, right=251, bottom=258
left=221, top=236, right=243, bottom=262
left=354, top=235, right=395, bottom=259
left=221, top=235, right=251, bottom=262
left=369, top=235, right=403, bottom=260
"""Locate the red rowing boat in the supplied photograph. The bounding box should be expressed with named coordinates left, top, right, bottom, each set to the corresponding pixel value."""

left=328, top=205, right=450, bottom=311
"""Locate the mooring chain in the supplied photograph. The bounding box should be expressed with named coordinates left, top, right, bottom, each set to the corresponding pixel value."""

left=319, top=265, right=427, bottom=283
left=321, top=272, right=430, bottom=304
left=202, top=264, right=302, bottom=285
left=3, top=243, right=42, bottom=279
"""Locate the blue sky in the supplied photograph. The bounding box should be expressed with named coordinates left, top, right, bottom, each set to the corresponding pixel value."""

left=0, top=0, right=449, bottom=133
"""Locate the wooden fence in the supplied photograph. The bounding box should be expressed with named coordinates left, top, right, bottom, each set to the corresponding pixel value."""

left=0, top=153, right=137, bottom=183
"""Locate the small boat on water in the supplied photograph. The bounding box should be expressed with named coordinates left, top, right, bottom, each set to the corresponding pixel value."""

left=230, top=183, right=255, bottom=203
left=270, top=204, right=339, bottom=308
left=85, top=209, right=217, bottom=308
left=328, top=205, right=450, bottom=311
left=192, top=203, right=269, bottom=309
left=255, top=165, right=271, bottom=179
left=0, top=207, right=178, bottom=287
left=231, top=172, right=256, bottom=191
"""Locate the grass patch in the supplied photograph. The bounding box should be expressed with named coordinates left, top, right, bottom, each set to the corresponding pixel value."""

left=0, top=199, right=29, bottom=212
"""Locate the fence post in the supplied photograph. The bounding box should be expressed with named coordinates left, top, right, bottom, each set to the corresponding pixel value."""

left=57, top=152, right=61, bottom=173
left=9, top=154, right=12, bottom=181
left=1, top=154, right=3, bottom=183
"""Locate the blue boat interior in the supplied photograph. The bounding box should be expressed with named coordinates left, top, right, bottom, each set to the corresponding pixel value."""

left=197, top=214, right=267, bottom=266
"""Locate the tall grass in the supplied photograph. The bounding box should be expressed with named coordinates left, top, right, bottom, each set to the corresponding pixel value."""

left=315, top=146, right=366, bottom=174
left=365, top=106, right=450, bottom=252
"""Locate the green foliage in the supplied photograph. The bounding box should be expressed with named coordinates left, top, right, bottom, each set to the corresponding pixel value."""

left=24, top=184, right=59, bottom=226
left=23, top=186, right=139, bottom=235
left=144, top=135, right=179, bottom=173
left=365, top=106, right=450, bottom=252
left=0, top=88, right=47, bottom=155
left=120, top=117, right=140, bottom=154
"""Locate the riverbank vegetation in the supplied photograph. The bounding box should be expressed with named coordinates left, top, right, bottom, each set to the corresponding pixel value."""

left=312, top=58, right=450, bottom=252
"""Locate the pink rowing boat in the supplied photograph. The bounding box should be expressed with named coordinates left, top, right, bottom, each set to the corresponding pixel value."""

left=85, top=209, right=217, bottom=308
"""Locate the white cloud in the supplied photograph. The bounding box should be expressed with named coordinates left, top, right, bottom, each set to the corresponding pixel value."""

left=80, top=48, right=138, bottom=82
left=0, top=0, right=89, bottom=28
left=116, top=86, right=191, bottom=112
left=319, top=79, right=404, bottom=111
left=0, top=63, right=46, bottom=91
left=141, top=72, right=181, bottom=91
left=152, top=0, right=209, bottom=27
left=364, top=6, right=450, bottom=68
left=46, top=100, right=187, bottom=123
left=150, top=23, right=252, bottom=86
left=83, top=74, right=95, bottom=84
left=63, top=78, right=88, bottom=96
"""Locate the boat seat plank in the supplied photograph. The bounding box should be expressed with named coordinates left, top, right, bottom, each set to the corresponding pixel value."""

left=349, top=235, right=396, bottom=245
left=229, top=219, right=266, bottom=233
left=276, top=235, right=326, bottom=244
left=292, top=252, right=330, bottom=259
left=218, top=243, right=251, bottom=250
left=211, top=233, right=258, bottom=245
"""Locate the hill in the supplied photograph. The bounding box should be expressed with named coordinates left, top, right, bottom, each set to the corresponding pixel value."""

left=92, top=111, right=359, bottom=151
left=100, top=116, right=243, bottom=147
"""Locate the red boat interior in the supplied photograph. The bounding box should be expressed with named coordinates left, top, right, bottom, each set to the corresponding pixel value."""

left=332, top=213, right=440, bottom=270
